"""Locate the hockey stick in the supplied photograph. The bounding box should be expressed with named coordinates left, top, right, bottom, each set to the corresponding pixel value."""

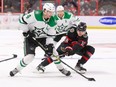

left=60, top=59, right=95, bottom=81
left=32, top=37, right=48, bottom=51
left=0, top=54, right=17, bottom=63
left=32, top=37, right=95, bottom=81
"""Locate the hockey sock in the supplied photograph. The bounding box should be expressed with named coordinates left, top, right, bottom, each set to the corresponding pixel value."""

left=16, top=54, right=34, bottom=71
left=78, top=50, right=94, bottom=65
left=41, top=57, right=53, bottom=67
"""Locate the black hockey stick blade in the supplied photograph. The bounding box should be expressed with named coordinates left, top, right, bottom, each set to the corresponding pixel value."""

left=0, top=54, right=17, bottom=62
left=13, top=54, right=17, bottom=58
left=88, top=78, right=96, bottom=81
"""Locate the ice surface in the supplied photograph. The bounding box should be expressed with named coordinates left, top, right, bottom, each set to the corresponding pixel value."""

left=0, top=29, right=116, bottom=87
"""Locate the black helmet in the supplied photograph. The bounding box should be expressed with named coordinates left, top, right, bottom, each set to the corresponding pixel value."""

left=77, top=22, right=87, bottom=31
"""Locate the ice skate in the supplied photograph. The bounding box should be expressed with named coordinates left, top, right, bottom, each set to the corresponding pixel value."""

left=59, top=68, right=71, bottom=76
left=75, top=63, right=87, bottom=74
left=10, top=68, right=19, bottom=77
left=36, top=64, right=45, bottom=72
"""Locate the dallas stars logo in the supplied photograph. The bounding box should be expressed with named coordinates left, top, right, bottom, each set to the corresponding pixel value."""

left=57, top=24, right=68, bottom=33
left=33, top=27, right=45, bottom=37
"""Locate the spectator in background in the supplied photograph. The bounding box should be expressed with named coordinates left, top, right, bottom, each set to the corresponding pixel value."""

left=69, top=3, right=77, bottom=15
left=26, top=0, right=39, bottom=11
left=2, top=0, right=116, bottom=16
left=4, top=0, right=20, bottom=13
left=80, top=0, right=91, bottom=15
left=62, top=0, right=77, bottom=8
left=98, top=7, right=106, bottom=16
left=0, top=0, right=1, bottom=12
left=90, top=0, right=97, bottom=15
left=98, top=0, right=116, bottom=16
left=62, top=0, right=78, bottom=15
left=23, top=0, right=39, bottom=13
left=24, top=1, right=32, bottom=13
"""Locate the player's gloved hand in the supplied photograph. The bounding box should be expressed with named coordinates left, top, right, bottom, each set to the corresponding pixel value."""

left=23, top=31, right=35, bottom=38
left=45, top=44, right=54, bottom=57
left=71, top=41, right=84, bottom=54
left=23, top=32, right=29, bottom=37
left=65, top=46, right=74, bottom=56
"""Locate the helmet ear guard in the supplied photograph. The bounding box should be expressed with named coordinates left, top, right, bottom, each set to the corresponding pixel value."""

left=77, top=22, right=87, bottom=31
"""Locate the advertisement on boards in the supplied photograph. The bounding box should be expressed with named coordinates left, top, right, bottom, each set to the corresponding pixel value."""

left=78, top=16, right=116, bottom=29
left=0, top=14, right=19, bottom=29
left=0, top=14, right=116, bottom=30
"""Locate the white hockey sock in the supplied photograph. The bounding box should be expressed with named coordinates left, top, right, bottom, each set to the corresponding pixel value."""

left=16, top=54, right=34, bottom=71
left=52, top=55, right=64, bottom=70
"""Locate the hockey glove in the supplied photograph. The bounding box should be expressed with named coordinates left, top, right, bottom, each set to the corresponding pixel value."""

left=23, top=32, right=29, bottom=37
left=45, top=44, right=54, bottom=57
left=71, top=41, right=84, bottom=54
left=23, top=31, right=35, bottom=38
left=65, top=46, right=74, bottom=56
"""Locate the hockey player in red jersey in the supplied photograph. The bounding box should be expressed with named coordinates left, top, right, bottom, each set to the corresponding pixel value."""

left=36, top=22, right=95, bottom=74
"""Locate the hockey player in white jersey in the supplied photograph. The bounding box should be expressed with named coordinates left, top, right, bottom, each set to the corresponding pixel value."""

left=36, top=5, right=80, bottom=72
left=53, top=5, right=80, bottom=43
left=9, top=3, right=71, bottom=77
left=55, top=5, right=80, bottom=35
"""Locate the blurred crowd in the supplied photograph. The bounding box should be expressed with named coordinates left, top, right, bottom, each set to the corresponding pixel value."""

left=0, top=0, right=116, bottom=16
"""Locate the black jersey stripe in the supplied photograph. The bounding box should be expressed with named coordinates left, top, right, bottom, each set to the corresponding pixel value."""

left=22, top=16, right=28, bottom=24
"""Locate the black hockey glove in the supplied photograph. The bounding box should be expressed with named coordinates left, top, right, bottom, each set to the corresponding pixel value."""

left=23, top=32, right=29, bottom=37
left=65, top=46, right=75, bottom=56
left=23, top=31, right=35, bottom=38
left=71, top=41, right=84, bottom=54
left=45, top=44, right=54, bottom=57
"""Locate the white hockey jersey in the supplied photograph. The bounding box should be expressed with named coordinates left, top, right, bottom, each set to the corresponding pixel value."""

left=54, top=11, right=80, bottom=34
left=19, top=10, right=57, bottom=38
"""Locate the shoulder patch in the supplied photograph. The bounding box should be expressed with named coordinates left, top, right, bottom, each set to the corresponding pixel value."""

left=69, top=28, right=75, bottom=33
